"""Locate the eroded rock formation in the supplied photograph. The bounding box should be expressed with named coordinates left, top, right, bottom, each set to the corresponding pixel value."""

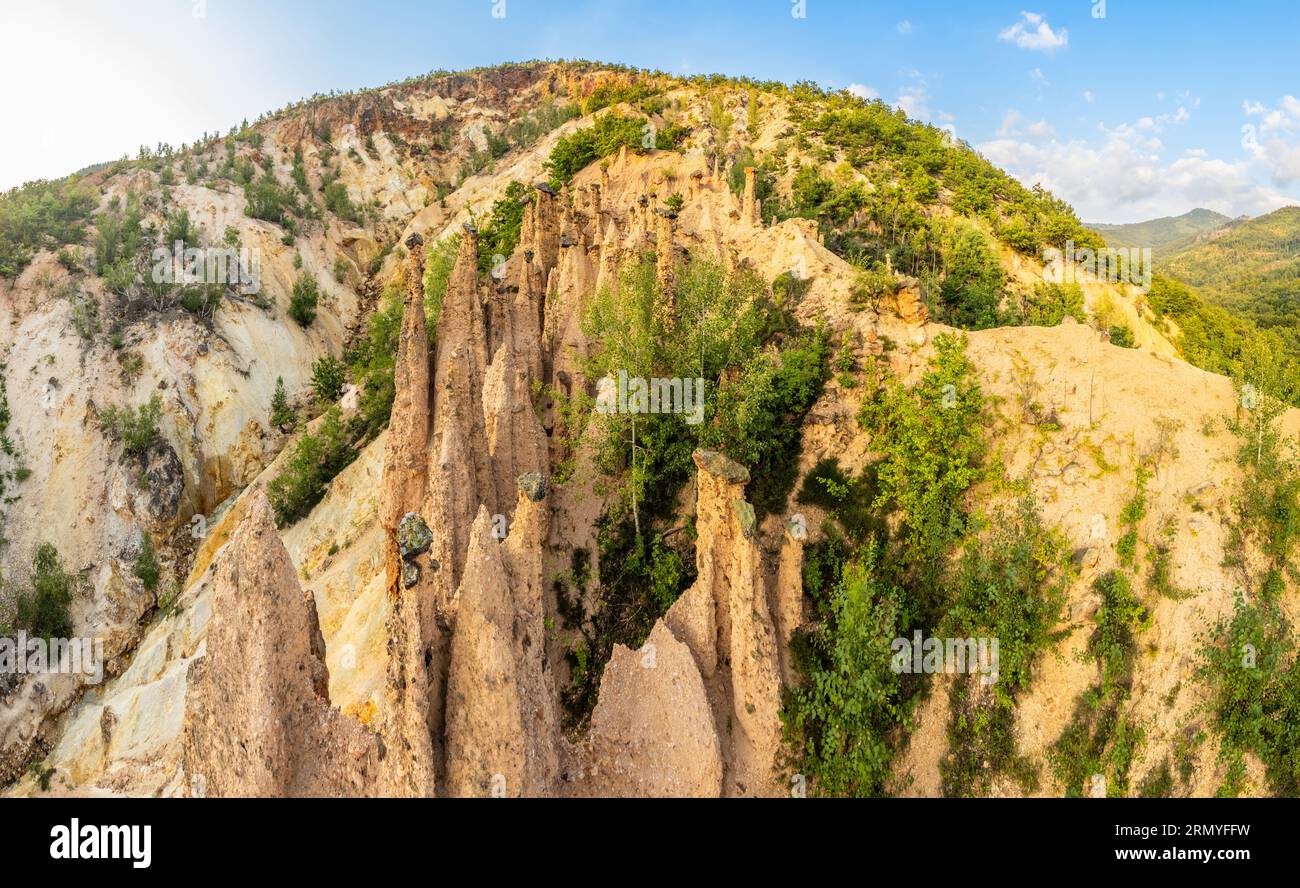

left=181, top=489, right=379, bottom=797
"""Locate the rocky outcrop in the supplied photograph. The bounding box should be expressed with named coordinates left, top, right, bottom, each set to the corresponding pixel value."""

left=108, top=441, right=186, bottom=534
left=181, top=490, right=379, bottom=797
left=772, top=517, right=806, bottom=684
left=578, top=621, right=723, bottom=797
left=665, top=450, right=784, bottom=797
left=444, top=508, right=527, bottom=796
left=378, top=234, right=439, bottom=797
left=742, top=166, right=760, bottom=226
left=425, top=224, right=493, bottom=612
left=445, top=480, right=560, bottom=797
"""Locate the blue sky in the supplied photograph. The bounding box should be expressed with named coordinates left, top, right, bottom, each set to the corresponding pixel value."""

left=4, top=0, right=1299, bottom=222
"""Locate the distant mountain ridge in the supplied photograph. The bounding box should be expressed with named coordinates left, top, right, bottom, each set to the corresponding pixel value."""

left=1087, top=208, right=1233, bottom=256
left=1160, top=205, right=1300, bottom=334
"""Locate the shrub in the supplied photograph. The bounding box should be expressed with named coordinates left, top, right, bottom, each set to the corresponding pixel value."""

left=858, top=333, right=985, bottom=577
left=783, top=545, right=905, bottom=797
left=703, top=325, right=831, bottom=516
left=266, top=407, right=356, bottom=526
left=133, top=531, right=161, bottom=592
left=322, top=178, right=361, bottom=223
left=545, top=113, right=647, bottom=185
left=0, top=178, right=97, bottom=278
left=939, top=500, right=1072, bottom=796
left=270, top=376, right=295, bottom=430
left=796, top=458, right=885, bottom=544
left=99, top=395, right=162, bottom=456
left=1108, top=324, right=1136, bottom=348
left=476, top=181, right=529, bottom=273
left=56, top=248, right=80, bottom=273
left=1020, top=282, right=1085, bottom=326
left=938, top=227, right=1004, bottom=330
left=244, top=172, right=299, bottom=226
left=310, top=354, right=347, bottom=402
left=15, top=543, right=75, bottom=639
left=288, top=273, right=320, bottom=326
left=1198, top=593, right=1300, bottom=796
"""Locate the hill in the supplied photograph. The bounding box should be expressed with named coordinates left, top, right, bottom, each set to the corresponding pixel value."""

left=1159, top=205, right=1300, bottom=346
left=1088, top=208, right=1231, bottom=256
left=3, top=61, right=1299, bottom=801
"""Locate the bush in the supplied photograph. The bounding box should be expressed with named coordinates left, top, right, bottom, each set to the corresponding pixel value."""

left=99, top=395, right=162, bottom=456
left=15, top=543, right=75, bottom=639
left=783, top=545, right=905, bottom=797
left=1108, top=324, right=1136, bottom=348
left=858, top=333, right=985, bottom=577
left=1020, top=282, right=1085, bottom=326
left=322, top=178, right=361, bottom=223
left=266, top=407, right=356, bottom=526
left=1198, top=593, right=1300, bottom=796
left=476, top=181, right=529, bottom=273
left=545, top=113, right=647, bottom=185
left=244, top=172, right=300, bottom=227
left=939, top=501, right=1072, bottom=796
left=93, top=196, right=143, bottom=273
left=703, top=325, right=831, bottom=516
left=0, top=178, right=97, bottom=278
left=310, top=354, right=347, bottom=402
left=288, top=273, right=320, bottom=326
left=133, top=531, right=160, bottom=592
left=796, top=458, right=885, bottom=544
left=270, top=376, right=295, bottom=429
left=1090, top=570, right=1146, bottom=696
left=937, top=227, right=1005, bottom=330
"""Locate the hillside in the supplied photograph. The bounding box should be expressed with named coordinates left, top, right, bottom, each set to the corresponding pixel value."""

left=1089, top=208, right=1232, bottom=256
left=1162, top=206, right=1300, bottom=328
left=2, top=61, right=1298, bottom=800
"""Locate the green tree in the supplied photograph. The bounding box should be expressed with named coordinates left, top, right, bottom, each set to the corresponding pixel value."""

left=270, top=376, right=295, bottom=429
left=16, top=543, right=75, bottom=639
left=266, top=407, right=356, bottom=526
left=288, top=273, right=320, bottom=327
left=133, top=531, right=161, bottom=592
left=783, top=546, right=905, bottom=797
left=939, top=227, right=1004, bottom=329
left=99, top=395, right=163, bottom=456
left=310, top=354, right=347, bottom=402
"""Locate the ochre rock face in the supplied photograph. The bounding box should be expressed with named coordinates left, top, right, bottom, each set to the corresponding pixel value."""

left=180, top=489, right=379, bottom=797
left=580, top=621, right=723, bottom=798
left=12, top=65, right=1281, bottom=802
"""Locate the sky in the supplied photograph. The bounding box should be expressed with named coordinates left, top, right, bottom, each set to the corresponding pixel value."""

left=3, top=0, right=1299, bottom=223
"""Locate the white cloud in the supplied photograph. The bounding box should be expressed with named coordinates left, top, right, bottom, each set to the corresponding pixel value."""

left=1241, top=96, right=1300, bottom=184
left=846, top=83, right=879, bottom=100
left=896, top=75, right=933, bottom=121
left=897, top=89, right=929, bottom=120
left=979, top=115, right=1296, bottom=221
left=1025, top=119, right=1056, bottom=139
left=1083, top=89, right=1095, bottom=103
left=999, top=11, right=1068, bottom=52
left=896, top=20, right=912, bottom=34
left=1030, top=67, right=1049, bottom=87
left=1244, top=95, right=1300, bottom=133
